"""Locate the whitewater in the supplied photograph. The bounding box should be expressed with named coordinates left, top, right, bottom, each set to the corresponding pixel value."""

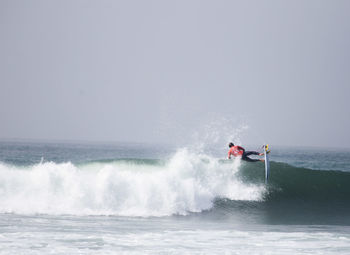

left=1, top=141, right=350, bottom=254
left=0, top=149, right=264, bottom=216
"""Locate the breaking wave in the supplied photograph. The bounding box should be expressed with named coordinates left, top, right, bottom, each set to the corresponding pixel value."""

left=0, top=149, right=264, bottom=216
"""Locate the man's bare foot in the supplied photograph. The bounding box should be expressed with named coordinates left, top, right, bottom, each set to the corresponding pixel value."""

left=260, top=159, right=265, bottom=162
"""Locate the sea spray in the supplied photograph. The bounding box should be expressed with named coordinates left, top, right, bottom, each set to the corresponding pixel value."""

left=0, top=149, right=264, bottom=216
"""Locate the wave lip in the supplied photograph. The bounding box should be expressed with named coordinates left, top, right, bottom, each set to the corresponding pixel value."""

left=0, top=149, right=265, bottom=217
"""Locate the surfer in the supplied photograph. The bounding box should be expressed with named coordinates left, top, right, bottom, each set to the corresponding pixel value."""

left=228, top=143, right=264, bottom=162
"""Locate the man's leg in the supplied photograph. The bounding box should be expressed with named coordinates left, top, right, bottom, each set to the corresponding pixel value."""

left=242, top=156, right=260, bottom=162
left=242, top=151, right=264, bottom=162
left=244, top=151, right=260, bottom=157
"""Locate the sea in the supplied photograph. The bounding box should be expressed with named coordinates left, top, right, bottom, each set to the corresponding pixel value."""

left=0, top=141, right=350, bottom=254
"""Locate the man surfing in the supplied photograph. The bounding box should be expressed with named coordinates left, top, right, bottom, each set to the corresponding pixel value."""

left=228, top=142, right=264, bottom=162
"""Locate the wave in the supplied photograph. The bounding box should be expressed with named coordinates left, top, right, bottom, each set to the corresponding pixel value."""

left=1, top=149, right=350, bottom=221
left=212, top=161, right=350, bottom=225
left=237, top=161, right=350, bottom=202
left=0, top=149, right=264, bottom=216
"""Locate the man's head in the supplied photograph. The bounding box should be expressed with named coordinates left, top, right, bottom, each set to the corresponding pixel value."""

left=229, top=143, right=234, bottom=148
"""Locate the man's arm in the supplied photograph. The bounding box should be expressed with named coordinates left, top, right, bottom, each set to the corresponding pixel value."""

left=237, top=146, right=245, bottom=152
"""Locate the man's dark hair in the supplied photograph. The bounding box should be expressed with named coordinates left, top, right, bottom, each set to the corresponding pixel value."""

left=229, top=143, right=234, bottom=148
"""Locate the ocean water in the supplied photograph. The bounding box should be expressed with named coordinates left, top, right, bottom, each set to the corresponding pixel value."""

left=0, top=141, right=350, bottom=254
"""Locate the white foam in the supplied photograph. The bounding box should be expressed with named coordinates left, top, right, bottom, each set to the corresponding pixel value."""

left=0, top=149, right=264, bottom=216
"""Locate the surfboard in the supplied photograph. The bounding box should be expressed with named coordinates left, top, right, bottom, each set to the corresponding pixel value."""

left=263, top=144, right=270, bottom=183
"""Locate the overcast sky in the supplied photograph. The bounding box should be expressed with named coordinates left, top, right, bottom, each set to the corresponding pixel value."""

left=1, top=0, right=349, bottom=148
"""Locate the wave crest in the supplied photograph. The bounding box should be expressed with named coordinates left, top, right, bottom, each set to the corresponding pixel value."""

left=0, top=149, right=264, bottom=216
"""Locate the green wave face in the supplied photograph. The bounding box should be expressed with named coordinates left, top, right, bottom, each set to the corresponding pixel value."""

left=238, top=161, right=350, bottom=201
left=215, top=161, right=350, bottom=225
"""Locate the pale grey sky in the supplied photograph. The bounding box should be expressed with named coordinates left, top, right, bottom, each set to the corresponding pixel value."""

left=1, top=0, right=349, bottom=148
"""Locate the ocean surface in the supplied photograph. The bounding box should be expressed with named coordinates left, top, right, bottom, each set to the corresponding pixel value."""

left=1, top=141, right=350, bottom=254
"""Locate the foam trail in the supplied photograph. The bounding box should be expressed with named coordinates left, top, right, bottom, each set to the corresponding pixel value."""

left=0, top=149, right=264, bottom=217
